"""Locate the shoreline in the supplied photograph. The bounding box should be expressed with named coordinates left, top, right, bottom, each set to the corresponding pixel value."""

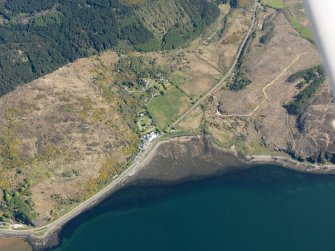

left=0, top=135, right=334, bottom=250
left=248, top=155, right=335, bottom=174
left=0, top=136, right=184, bottom=250
left=208, top=137, right=335, bottom=175
left=0, top=0, right=261, bottom=247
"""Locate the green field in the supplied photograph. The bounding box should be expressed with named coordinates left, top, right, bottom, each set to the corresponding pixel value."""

left=284, top=9, right=314, bottom=41
left=169, top=72, right=187, bottom=87
left=261, top=0, right=314, bottom=42
left=261, top=0, right=284, bottom=9
left=147, top=88, right=189, bottom=129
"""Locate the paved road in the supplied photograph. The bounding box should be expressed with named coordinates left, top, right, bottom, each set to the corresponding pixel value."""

left=0, top=139, right=156, bottom=238
left=0, top=0, right=258, bottom=240
left=172, top=0, right=258, bottom=127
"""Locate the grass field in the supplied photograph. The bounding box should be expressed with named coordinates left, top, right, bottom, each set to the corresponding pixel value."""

left=284, top=9, right=314, bottom=41
left=261, top=0, right=284, bottom=9
left=147, top=87, right=189, bottom=129
left=261, top=0, right=314, bottom=42
left=169, top=72, right=187, bottom=87
left=248, top=139, right=274, bottom=155
left=219, top=3, right=230, bottom=13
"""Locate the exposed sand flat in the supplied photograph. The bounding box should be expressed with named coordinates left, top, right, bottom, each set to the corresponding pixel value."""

left=0, top=237, right=32, bottom=251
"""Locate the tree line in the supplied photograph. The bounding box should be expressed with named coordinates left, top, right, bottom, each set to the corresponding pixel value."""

left=162, top=0, right=220, bottom=49
left=0, top=0, right=220, bottom=97
left=285, top=65, right=326, bottom=117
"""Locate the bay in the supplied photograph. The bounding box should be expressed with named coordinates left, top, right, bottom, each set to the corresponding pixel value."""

left=52, top=165, right=335, bottom=251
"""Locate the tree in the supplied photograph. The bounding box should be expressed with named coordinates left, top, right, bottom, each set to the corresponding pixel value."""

left=230, top=0, right=238, bottom=8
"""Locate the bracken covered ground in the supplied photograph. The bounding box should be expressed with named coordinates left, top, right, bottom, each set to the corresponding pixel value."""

left=203, top=11, right=335, bottom=162
left=0, top=51, right=139, bottom=225
left=0, top=0, right=334, bottom=227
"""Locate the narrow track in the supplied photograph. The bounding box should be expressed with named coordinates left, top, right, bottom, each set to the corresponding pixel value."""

left=0, top=0, right=259, bottom=239
left=217, top=52, right=316, bottom=118
left=172, top=0, right=258, bottom=127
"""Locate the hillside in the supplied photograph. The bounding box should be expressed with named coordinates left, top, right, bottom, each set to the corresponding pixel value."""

left=135, top=0, right=219, bottom=49
left=0, top=51, right=142, bottom=225
left=0, top=0, right=219, bottom=97
left=0, top=0, right=334, bottom=230
left=198, top=10, right=335, bottom=164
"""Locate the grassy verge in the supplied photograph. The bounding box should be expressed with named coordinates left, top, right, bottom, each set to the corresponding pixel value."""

left=134, top=38, right=162, bottom=52
left=160, top=129, right=195, bottom=141
left=283, top=9, right=313, bottom=42
left=248, top=139, right=274, bottom=155
left=228, top=30, right=256, bottom=91
left=261, top=0, right=313, bottom=42
left=261, top=0, right=284, bottom=10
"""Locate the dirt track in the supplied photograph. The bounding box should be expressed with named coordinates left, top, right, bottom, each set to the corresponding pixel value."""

left=217, top=52, right=318, bottom=118
left=172, top=0, right=258, bottom=127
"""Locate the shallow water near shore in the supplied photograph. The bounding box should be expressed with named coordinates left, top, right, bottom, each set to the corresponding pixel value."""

left=50, top=164, right=335, bottom=251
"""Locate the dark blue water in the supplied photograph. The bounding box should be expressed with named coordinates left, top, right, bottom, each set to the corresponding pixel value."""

left=52, top=165, right=335, bottom=251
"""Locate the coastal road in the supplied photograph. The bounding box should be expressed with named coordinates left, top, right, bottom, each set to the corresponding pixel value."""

left=0, top=0, right=258, bottom=240
left=0, top=139, right=156, bottom=239
left=172, top=0, right=258, bottom=128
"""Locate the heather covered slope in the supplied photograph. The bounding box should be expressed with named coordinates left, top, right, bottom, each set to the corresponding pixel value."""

left=0, top=51, right=140, bottom=225
left=0, top=0, right=221, bottom=225
left=0, top=0, right=219, bottom=96
left=202, top=10, right=335, bottom=164
left=0, top=0, right=334, bottom=229
left=135, top=0, right=220, bottom=49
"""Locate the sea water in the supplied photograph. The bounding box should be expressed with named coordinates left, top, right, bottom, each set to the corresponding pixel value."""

left=53, top=165, right=335, bottom=251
